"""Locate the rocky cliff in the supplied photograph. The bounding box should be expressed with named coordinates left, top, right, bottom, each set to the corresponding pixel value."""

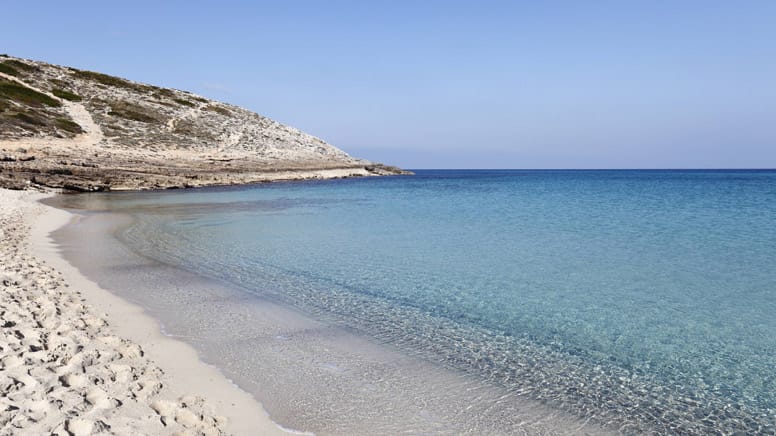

left=0, top=55, right=407, bottom=191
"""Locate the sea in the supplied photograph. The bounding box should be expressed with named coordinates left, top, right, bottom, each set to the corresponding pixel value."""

left=49, top=169, right=776, bottom=435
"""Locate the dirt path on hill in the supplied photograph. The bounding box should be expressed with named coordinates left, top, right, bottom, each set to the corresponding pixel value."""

left=0, top=71, right=103, bottom=151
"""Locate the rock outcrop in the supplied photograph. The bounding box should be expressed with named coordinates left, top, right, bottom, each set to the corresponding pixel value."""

left=0, top=55, right=408, bottom=191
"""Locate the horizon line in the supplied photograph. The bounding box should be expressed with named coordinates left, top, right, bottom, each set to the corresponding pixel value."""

left=404, top=168, right=776, bottom=171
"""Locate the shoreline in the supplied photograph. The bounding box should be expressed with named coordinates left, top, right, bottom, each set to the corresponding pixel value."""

left=6, top=170, right=774, bottom=434
left=45, top=186, right=612, bottom=435
left=1, top=187, right=294, bottom=435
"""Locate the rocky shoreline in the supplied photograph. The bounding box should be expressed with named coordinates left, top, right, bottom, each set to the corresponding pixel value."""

left=0, top=149, right=407, bottom=192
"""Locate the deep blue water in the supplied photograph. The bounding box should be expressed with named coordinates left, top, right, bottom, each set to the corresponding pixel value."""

left=68, top=170, right=776, bottom=433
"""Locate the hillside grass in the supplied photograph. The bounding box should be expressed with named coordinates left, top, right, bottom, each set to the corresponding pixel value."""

left=153, top=88, right=176, bottom=99
left=0, top=59, right=39, bottom=77
left=202, top=104, right=231, bottom=116
left=108, top=101, right=159, bottom=123
left=3, top=59, right=38, bottom=72
left=51, top=88, right=82, bottom=101
left=0, top=79, right=61, bottom=107
left=0, top=62, right=19, bottom=76
left=70, top=68, right=148, bottom=92
left=173, top=98, right=196, bottom=107
left=55, top=117, right=84, bottom=133
left=13, top=111, right=46, bottom=126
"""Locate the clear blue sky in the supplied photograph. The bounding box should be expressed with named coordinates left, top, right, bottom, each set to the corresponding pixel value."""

left=3, top=1, right=775, bottom=168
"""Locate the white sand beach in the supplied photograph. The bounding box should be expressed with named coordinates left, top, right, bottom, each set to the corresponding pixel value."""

left=0, top=188, right=292, bottom=435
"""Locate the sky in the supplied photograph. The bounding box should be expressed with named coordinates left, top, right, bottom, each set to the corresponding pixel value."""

left=2, top=1, right=775, bottom=168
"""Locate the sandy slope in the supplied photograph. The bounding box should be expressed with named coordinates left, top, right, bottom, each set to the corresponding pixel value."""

left=0, top=188, right=291, bottom=435
left=0, top=70, right=104, bottom=150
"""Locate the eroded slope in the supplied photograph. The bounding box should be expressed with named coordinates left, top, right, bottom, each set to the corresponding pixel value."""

left=0, top=55, right=406, bottom=191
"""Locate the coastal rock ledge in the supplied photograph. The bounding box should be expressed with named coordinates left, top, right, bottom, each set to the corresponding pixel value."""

left=0, top=54, right=409, bottom=192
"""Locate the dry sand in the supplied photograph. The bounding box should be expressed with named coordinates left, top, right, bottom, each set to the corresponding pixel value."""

left=1, top=188, right=294, bottom=435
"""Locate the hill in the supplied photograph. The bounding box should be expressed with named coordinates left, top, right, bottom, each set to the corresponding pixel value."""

left=0, top=55, right=407, bottom=191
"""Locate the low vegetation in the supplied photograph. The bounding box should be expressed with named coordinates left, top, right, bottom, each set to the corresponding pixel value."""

left=49, top=78, right=70, bottom=88
left=0, top=62, right=19, bottom=76
left=172, top=117, right=216, bottom=141
left=152, top=88, right=176, bottom=99
left=70, top=68, right=148, bottom=93
left=13, top=111, right=46, bottom=126
left=0, top=59, right=39, bottom=77
left=55, top=117, right=84, bottom=134
left=174, top=98, right=196, bottom=107
left=3, top=59, right=38, bottom=72
left=51, top=88, right=82, bottom=102
left=202, top=104, right=231, bottom=116
left=107, top=101, right=159, bottom=123
left=0, top=79, right=61, bottom=107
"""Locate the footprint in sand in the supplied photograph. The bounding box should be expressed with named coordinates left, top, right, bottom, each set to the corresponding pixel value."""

left=85, top=387, right=115, bottom=409
left=65, top=418, right=93, bottom=436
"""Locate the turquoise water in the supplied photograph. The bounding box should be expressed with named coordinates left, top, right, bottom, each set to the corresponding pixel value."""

left=61, top=170, right=776, bottom=433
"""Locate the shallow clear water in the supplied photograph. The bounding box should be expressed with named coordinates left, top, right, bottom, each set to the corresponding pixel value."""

left=56, top=170, right=776, bottom=434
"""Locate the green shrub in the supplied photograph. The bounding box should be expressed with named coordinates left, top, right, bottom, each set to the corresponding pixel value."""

left=3, top=60, right=38, bottom=72
left=55, top=117, right=84, bottom=133
left=151, top=99, right=176, bottom=108
left=51, top=88, right=82, bottom=101
left=13, top=111, right=46, bottom=125
left=71, top=69, right=146, bottom=92
left=202, top=104, right=231, bottom=116
left=174, top=98, right=196, bottom=107
left=0, top=80, right=61, bottom=107
left=0, top=62, right=19, bottom=76
left=108, top=109, right=157, bottom=123
left=152, top=88, right=176, bottom=99
left=107, top=101, right=158, bottom=123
